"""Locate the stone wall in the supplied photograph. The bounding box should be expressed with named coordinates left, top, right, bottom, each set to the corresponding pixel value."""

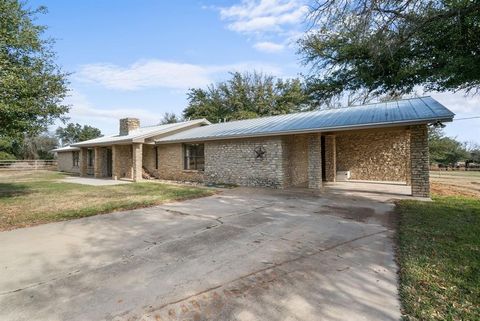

left=94, top=147, right=108, bottom=178
left=156, top=143, right=204, bottom=182
left=56, top=152, right=80, bottom=174
left=307, top=133, right=323, bottom=189
left=336, top=129, right=410, bottom=182
left=142, top=145, right=157, bottom=175
left=204, top=137, right=285, bottom=188
left=324, top=135, right=336, bottom=182
left=282, top=134, right=308, bottom=187
left=113, top=145, right=133, bottom=179
left=410, top=125, right=430, bottom=197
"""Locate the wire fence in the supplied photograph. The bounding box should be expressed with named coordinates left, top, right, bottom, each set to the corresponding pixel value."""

left=0, top=160, right=57, bottom=171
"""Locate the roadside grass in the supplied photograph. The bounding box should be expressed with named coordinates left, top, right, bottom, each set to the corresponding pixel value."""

left=0, top=171, right=214, bottom=231
left=396, top=195, right=480, bottom=320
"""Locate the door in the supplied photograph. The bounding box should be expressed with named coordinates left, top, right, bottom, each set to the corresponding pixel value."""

left=106, top=148, right=112, bottom=177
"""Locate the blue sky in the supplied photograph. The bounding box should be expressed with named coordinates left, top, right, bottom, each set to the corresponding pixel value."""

left=31, top=0, right=479, bottom=144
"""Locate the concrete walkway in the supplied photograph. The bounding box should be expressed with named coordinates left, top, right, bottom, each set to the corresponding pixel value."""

left=0, top=186, right=403, bottom=321
left=61, top=176, right=131, bottom=186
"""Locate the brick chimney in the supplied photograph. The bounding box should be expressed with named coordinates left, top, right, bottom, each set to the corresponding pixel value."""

left=119, top=118, right=140, bottom=136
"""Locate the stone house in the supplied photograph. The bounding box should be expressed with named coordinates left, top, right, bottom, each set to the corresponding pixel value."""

left=53, top=119, right=210, bottom=180
left=53, top=97, right=454, bottom=197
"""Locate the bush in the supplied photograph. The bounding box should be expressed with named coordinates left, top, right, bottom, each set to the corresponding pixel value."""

left=0, top=151, right=16, bottom=160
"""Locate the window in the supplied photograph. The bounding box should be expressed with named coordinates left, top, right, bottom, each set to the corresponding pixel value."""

left=184, top=144, right=204, bottom=171
left=87, top=149, right=94, bottom=167
left=72, top=151, right=79, bottom=167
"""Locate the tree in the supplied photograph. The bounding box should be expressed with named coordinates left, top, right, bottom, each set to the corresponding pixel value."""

left=56, top=123, right=102, bottom=146
left=16, top=132, right=58, bottom=159
left=159, top=112, right=181, bottom=124
left=300, top=1, right=480, bottom=102
left=183, top=72, right=311, bottom=123
left=0, top=0, right=69, bottom=139
left=428, top=127, right=469, bottom=166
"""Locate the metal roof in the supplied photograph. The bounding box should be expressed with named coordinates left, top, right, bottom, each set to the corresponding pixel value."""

left=51, top=145, right=80, bottom=152
left=156, top=97, right=454, bottom=144
left=71, top=119, right=210, bottom=147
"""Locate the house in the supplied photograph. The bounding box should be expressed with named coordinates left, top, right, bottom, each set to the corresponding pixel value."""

left=53, top=97, right=455, bottom=197
left=52, top=119, right=210, bottom=179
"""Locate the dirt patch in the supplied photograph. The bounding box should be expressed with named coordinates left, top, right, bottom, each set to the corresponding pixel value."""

left=430, top=172, right=480, bottom=198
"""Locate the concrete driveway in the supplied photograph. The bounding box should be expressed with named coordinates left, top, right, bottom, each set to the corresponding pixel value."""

left=0, top=185, right=403, bottom=321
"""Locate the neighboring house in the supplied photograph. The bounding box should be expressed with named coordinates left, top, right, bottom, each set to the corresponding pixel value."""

left=52, top=97, right=455, bottom=197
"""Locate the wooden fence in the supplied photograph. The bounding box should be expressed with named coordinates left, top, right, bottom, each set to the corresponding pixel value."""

left=0, top=160, right=57, bottom=171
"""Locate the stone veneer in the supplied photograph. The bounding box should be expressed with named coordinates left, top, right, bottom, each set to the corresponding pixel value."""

left=56, top=151, right=80, bottom=174
left=282, top=134, right=309, bottom=187
left=204, top=137, right=285, bottom=188
left=119, top=118, right=140, bottom=136
left=410, top=125, right=430, bottom=197
left=324, top=135, right=336, bottom=182
left=336, top=129, right=410, bottom=182
left=307, top=133, right=323, bottom=189
left=94, top=147, right=108, bottom=178
left=132, top=143, right=143, bottom=181
left=79, top=147, right=88, bottom=177
left=112, top=145, right=133, bottom=179
left=156, top=143, right=204, bottom=182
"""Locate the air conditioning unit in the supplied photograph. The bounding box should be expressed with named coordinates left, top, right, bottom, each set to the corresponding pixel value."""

left=336, top=171, right=351, bottom=181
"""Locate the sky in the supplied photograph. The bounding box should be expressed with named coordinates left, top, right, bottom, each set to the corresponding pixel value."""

left=30, top=0, right=480, bottom=144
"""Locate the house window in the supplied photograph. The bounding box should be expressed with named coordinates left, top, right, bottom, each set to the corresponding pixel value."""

left=72, top=151, right=79, bottom=167
left=87, top=149, right=94, bottom=167
left=183, top=144, right=204, bottom=171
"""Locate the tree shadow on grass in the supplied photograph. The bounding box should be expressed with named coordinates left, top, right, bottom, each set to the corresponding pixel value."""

left=0, top=183, right=32, bottom=199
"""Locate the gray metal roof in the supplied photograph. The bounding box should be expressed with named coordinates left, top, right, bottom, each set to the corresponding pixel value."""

left=51, top=145, right=80, bottom=152
left=156, top=97, right=454, bottom=144
left=71, top=119, right=210, bottom=147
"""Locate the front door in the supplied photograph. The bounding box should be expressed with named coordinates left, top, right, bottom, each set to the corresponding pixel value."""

left=106, top=148, right=112, bottom=177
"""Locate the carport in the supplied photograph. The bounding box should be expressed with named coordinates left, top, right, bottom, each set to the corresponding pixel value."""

left=155, top=96, right=455, bottom=197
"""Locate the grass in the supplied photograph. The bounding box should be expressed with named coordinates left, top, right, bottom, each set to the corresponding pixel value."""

left=0, top=170, right=214, bottom=231
left=396, top=195, right=480, bottom=320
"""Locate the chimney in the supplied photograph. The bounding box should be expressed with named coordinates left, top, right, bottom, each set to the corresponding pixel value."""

left=119, top=118, right=140, bottom=136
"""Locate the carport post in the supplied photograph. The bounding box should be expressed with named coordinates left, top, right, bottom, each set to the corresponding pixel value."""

left=94, top=147, right=104, bottom=178
left=132, top=143, right=143, bottom=182
left=324, top=135, right=336, bottom=182
left=410, top=125, right=430, bottom=197
left=308, top=133, right=323, bottom=189
left=112, top=145, right=119, bottom=180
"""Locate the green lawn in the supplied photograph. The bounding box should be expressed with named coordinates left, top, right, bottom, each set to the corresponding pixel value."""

left=0, top=170, right=214, bottom=231
left=396, top=195, right=480, bottom=320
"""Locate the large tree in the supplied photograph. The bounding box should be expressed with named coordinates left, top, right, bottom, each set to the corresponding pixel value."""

left=183, top=72, right=311, bottom=123
left=429, top=127, right=469, bottom=166
left=56, top=123, right=102, bottom=146
left=300, top=0, right=480, bottom=103
left=0, top=0, right=69, bottom=138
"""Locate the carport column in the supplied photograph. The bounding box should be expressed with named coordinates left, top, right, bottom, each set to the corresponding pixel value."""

left=410, top=125, right=430, bottom=197
left=308, top=133, right=323, bottom=189
left=94, top=147, right=104, bottom=178
left=79, top=147, right=88, bottom=177
left=324, top=135, right=336, bottom=182
left=112, top=145, right=120, bottom=180
left=132, top=143, right=143, bottom=182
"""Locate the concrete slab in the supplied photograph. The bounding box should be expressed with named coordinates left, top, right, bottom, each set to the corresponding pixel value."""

left=0, top=187, right=402, bottom=321
left=60, top=176, right=131, bottom=186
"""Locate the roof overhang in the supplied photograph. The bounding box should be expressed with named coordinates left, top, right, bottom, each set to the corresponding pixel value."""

left=155, top=117, right=453, bottom=144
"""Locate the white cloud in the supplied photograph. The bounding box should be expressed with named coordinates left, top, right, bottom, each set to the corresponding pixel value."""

left=219, top=0, right=308, bottom=33
left=62, top=90, right=162, bottom=132
left=76, top=59, right=284, bottom=91
left=428, top=91, right=480, bottom=115
left=253, top=41, right=285, bottom=53
left=77, top=60, right=211, bottom=90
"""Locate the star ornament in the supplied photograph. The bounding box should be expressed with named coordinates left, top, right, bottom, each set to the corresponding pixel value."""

left=254, top=146, right=266, bottom=160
